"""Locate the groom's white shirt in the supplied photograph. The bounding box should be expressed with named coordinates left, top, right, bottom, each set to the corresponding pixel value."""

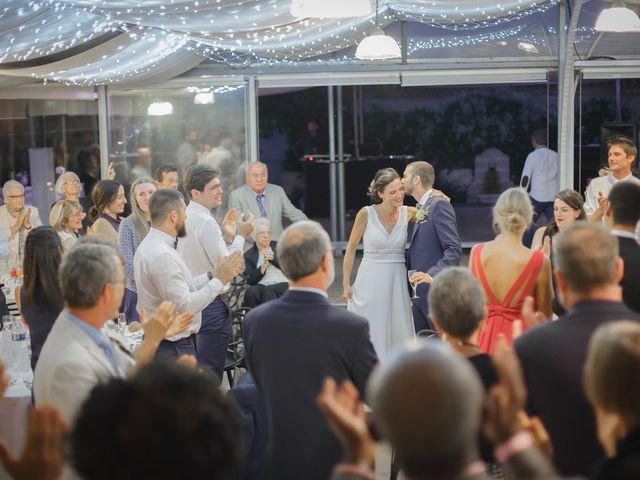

left=417, top=189, right=432, bottom=207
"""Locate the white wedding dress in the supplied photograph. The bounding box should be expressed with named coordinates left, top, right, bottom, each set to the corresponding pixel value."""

left=348, top=205, right=415, bottom=362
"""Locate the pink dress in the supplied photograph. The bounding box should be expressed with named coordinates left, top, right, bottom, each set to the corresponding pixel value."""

left=470, top=243, right=543, bottom=354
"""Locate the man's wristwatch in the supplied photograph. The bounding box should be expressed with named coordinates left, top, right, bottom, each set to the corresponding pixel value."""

left=207, top=271, right=214, bottom=281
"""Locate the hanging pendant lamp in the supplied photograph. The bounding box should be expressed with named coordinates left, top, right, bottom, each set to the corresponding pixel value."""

left=355, top=0, right=401, bottom=60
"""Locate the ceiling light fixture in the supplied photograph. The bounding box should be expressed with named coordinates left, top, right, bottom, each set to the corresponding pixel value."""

left=194, top=92, right=215, bottom=105
left=147, top=101, right=173, bottom=116
left=517, top=41, right=539, bottom=53
left=290, top=0, right=371, bottom=18
left=355, top=0, right=400, bottom=60
left=595, top=1, right=640, bottom=32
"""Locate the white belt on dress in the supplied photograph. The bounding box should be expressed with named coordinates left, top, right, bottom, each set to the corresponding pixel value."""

left=363, top=248, right=405, bottom=263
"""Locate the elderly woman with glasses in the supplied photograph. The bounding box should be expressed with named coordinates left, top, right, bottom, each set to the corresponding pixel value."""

left=243, top=217, right=288, bottom=308
left=50, top=199, right=85, bottom=251
left=54, top=171, right=82, bottom=202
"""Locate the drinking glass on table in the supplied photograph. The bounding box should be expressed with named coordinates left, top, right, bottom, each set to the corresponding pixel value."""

left=117, top=313, right=127, bottom=335
left=407, top=270, right=419, bottom=299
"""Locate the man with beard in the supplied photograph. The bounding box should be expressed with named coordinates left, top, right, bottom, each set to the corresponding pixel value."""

left=134, top=189, right=243, bottom=359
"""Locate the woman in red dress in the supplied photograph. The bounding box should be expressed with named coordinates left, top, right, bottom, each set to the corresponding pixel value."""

left=470, top=188, right=553, bottom=353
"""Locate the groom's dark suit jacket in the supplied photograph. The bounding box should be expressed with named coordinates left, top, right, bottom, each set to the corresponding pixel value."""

left=244, top=289, right=378, bottom=480
left=407, top=196, right=461, bottom=331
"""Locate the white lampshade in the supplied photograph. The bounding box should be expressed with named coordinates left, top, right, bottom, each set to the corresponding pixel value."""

left=147, top=101, right=173, bottom=116
left=194, top=92, right=215, bottom=105
left=595, top=5, right=640, bottom=32
left=355, top=28, right=401, bottom=60
left=290, top=0, right=371, bottom=18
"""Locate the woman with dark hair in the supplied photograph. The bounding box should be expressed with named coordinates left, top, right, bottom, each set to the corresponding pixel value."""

left=342, top=168, right=416, bottom=362
left=19, top=226, right=64, bottom=370
left=531, top=188, right=586, bottom=315
left=88, top=179, right=127, bottom=244
left=118, top=177, right=156, bottom=323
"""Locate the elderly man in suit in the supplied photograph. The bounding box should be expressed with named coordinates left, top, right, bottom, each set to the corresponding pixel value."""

left=244, top=221, right=378, bottom=480
left=228, top=161, right=307, bottom=241
left=402, top=161, right=461, bottom=333
left=604, top=181, right=640, bottom=313
left=0, top=180, right=42, bottom=261
left=33, top=237, right=189, bottom=425
left=516, top=222, right=640, bottom=477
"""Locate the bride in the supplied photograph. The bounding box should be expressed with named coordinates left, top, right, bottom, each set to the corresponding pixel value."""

left=342, top=168, right=415, bottom=362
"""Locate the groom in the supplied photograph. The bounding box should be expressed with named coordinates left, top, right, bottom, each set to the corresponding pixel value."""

left=403, top=161, right=462, bottom=333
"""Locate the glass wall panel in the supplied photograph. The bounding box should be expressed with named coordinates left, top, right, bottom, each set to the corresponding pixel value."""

left=0, top=98, right=99, bottom=224
left=108, top=84, right=247, bottom=214
left=259, top=81, right=556, bottom=243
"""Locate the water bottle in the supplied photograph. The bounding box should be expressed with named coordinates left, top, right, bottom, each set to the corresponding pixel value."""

left=10, top=322, right=30, bottom=373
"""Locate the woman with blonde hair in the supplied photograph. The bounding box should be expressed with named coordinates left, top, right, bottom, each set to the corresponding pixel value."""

left=49, top=199, right=84, bottom=250
left=343, top=167, right=416, bottom=362
left=470, top=187, right=552, bottom=353
left=118, top=177, right=156, bottom=323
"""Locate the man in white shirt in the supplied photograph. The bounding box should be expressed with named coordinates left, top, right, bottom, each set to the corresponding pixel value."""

left=585, top=135, right=640, bottom=238
left=0, top=180, right=42, bottom=260
left=135, top=189, right=243, bottom=360
left=520, top=129, right=558, bottom=246
left=178, top=164, right=253, bottom=381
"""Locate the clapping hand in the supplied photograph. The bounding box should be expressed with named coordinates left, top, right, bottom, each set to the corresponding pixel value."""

left=237, top=213, right=255, bottom=239
left=317, top=377, right=376, bottom=466
left=106, top=161, right=116, bottom=180
left=216, top=251, right=244, bottom=285
left=140, top=301, right=193, bottom=341
left=221, top=208, right=238, bottom=241
left=0, top=406, right=69, bottom=480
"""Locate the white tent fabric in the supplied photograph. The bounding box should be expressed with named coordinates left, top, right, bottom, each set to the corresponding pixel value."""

left=0, top=0, right=556, bottom=85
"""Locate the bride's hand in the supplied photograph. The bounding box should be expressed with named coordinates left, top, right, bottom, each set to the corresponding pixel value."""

left=342, top=285, right=353, bottom=302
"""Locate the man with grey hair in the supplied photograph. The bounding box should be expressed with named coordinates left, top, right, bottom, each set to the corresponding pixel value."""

left=33, top=237, right=189, bottom=425
left=0, top=180, right=42, bottom=260
left=228, top=161, right=307, bottom=241
left=244, top=221, right=378, bottom=480
left=516, top=222, right=640, bottom=477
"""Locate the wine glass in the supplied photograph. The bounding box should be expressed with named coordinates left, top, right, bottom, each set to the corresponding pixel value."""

left=407, top=270, right=419, bottom=299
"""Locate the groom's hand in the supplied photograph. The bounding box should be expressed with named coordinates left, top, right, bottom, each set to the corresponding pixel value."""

left=409, top=271, right=432, bottom=285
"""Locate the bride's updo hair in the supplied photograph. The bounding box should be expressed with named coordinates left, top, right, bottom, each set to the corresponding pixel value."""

left=492, top=187, right=533, bottom=234
left=368, top=168, right=400, bottom=204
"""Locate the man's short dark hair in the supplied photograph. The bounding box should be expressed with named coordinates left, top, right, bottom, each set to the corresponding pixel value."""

left=70, top=362, right=242, bottom=480
left=608, top=181, right=640, bottom=227
left=184, top=164, right=220, bottom=199
left=407, top=161, right=435, bottom=189
left=531, top=128, right=547, bottom=146
left=154, top=165, right=178, bottom=183
left=149, top=189, right=184, bottom=226
left=608, top=135, right=638, bottom=158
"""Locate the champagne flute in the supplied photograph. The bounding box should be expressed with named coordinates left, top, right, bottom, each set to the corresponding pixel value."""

left=407, top=270, right=419, bottom=299
left=117, top=313, right=127, bottom=335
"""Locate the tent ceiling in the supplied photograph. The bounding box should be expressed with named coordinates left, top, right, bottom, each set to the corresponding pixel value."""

left=0, top=0, right=636, bottom=88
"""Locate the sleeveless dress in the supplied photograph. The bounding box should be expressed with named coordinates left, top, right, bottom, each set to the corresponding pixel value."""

left=348, top=205, right=414, bottom=362
left=470, top=244, right=544, bottom=354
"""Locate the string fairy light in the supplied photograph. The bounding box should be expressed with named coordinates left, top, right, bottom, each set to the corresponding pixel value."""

left=0, top=0, right=595, bottom=86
